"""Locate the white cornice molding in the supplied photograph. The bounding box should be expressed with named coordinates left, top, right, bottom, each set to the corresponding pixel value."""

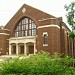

left=3, top=29, right=10, bottom=31
left=38, top=18, right=56, bottom=21
left=0, top=28, right=10, bottom=31
left=0, top=33, right=9, bottom=35
left=37, top=25, right=60, bottom=29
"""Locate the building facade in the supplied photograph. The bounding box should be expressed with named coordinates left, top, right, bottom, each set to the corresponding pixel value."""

left=0, top=4, right=72, bottom=56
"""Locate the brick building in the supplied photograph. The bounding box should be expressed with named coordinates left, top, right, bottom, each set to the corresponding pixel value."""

left=0, top=4, right=72, bottom=56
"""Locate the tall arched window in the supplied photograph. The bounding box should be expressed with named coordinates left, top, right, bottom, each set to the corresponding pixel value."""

left=15, top=17, right=36, bottom=37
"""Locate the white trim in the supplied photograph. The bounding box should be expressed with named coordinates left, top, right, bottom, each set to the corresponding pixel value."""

left=0, top=33, right=9, bottom=35
left=3, top=29, right=10, bottom=31
left=0, top=28, right=10, bottom=31
left=37, top=25, right=60, bottom=29
left=62, top=26, right=65, bottom=29
left=9, top=36, right=36, bottom=40
left=65, top=31, right=66, bottom=33
left=38, top=18, right=56, bottom=21
left=9, top=36, right=36, bottom=44
left=43, top=44, right=48, bottom=46
left=43, top=32, right=48, bottom=36
left=22, top=8, right=26, bottom=13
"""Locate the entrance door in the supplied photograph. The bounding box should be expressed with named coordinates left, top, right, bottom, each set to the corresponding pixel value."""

left=29, top=46, right=34, bottom=54
left=12, top=45, right=16, bottom=54
left=20, top=45, right=24, bottom=54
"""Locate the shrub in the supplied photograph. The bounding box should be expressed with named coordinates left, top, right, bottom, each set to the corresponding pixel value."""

left=0, top=51, right=75, bottom=75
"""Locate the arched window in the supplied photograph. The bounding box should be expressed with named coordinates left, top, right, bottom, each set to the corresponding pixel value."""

left=15, top=17, right=36, bottom=37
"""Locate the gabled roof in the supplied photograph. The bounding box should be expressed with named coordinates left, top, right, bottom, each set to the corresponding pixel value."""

left=5, top=4, right=56, bottom=29
left=22, top=4, right=56, bottom=19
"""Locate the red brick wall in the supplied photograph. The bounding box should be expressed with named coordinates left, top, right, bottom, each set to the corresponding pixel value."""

left=0, top=29, right=10, bottom=55
left=5, top=4, right=56, bottom=37
left=36, top=26, right=60, bottom=54
left=1, top=4, right=71, bottom=55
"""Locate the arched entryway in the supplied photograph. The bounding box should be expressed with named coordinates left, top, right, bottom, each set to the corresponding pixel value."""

left=26, top=42, right=34, bottom=55
left=18, top=43, right=24, bottom=54
left=11, top=43, right=16, bottom=54
left=9, top=37, right=36, bottom=55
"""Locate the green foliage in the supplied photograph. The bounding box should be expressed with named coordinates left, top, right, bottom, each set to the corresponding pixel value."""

left=64, top=2, right=75, bottom=60
left=64, top=1, right=75, bottom=30
left=69, top=31, right=75, bottom=39
left=0, top=51, right=75, bottom=75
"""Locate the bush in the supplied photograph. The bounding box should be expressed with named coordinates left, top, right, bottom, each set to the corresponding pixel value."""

left=0, top=51, right=75, bottom=75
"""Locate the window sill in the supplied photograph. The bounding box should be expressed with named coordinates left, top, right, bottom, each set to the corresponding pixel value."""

left=43, top=44, right=48, bottom=46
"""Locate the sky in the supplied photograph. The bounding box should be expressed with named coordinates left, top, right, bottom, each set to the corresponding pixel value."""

left=0, top=0, right=74, bottom=27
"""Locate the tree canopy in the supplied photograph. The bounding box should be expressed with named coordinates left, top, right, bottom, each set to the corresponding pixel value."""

left=64, top=1, right=75, bottom=30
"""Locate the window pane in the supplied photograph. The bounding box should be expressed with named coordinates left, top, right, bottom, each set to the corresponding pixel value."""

left=22, top=31, right=25, bottom=36
left=19, top=22, right=21, bottom=25
left=43, top=34, right=47, bottom=44
left=22, top=25, right=24, bottom=30
left=15, top=25, right=20, bottom=31
left=18, top=32, right=20, bottom=37
left=15, top=17, right=36, bottom=37
left=29, top=19, right=32, bottom=23
left=15, top=32, right=18, bottom=37
left=22, top=19, right=25, bottom=24
left=32, top=29, right=36, bottom=36
left=29, top=30, right=31, bottom=36
left=32, top=23, right=36, bottom=29
left=15, top=32, right=17, bottom=37
left=25, top=18, right=28, bottom=24
left=23, top=25, right=25, bottom=30
left=26, top=24, right=28, bottom=30
left=17, top=32, right=18, bottom=37
left=25, top=30, right=28, bottom=36
left=29, top=24, right=31, bottom=29
left=18, top=26, right=20, bottom=30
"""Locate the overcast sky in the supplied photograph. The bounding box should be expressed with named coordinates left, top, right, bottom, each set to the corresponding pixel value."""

left=0, top=0, right=74, bottom=27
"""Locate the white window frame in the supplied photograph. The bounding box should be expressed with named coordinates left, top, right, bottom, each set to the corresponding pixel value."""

left=43, top=32, right=48, bottom=46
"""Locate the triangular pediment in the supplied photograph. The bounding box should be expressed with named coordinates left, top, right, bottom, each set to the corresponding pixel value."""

left=5, top=4, right=57, bottom=36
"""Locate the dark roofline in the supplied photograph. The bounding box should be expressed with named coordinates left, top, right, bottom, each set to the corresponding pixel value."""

left=62, top=22, right=71, bottom=31
left=23, top=4, right=57, bottom=18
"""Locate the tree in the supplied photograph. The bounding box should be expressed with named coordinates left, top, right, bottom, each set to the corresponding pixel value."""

left=64, top=2, right=75, bottom=67
left=64, top=1, right=75, bottom=30
left=69, top=31, right=75, bottom=57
